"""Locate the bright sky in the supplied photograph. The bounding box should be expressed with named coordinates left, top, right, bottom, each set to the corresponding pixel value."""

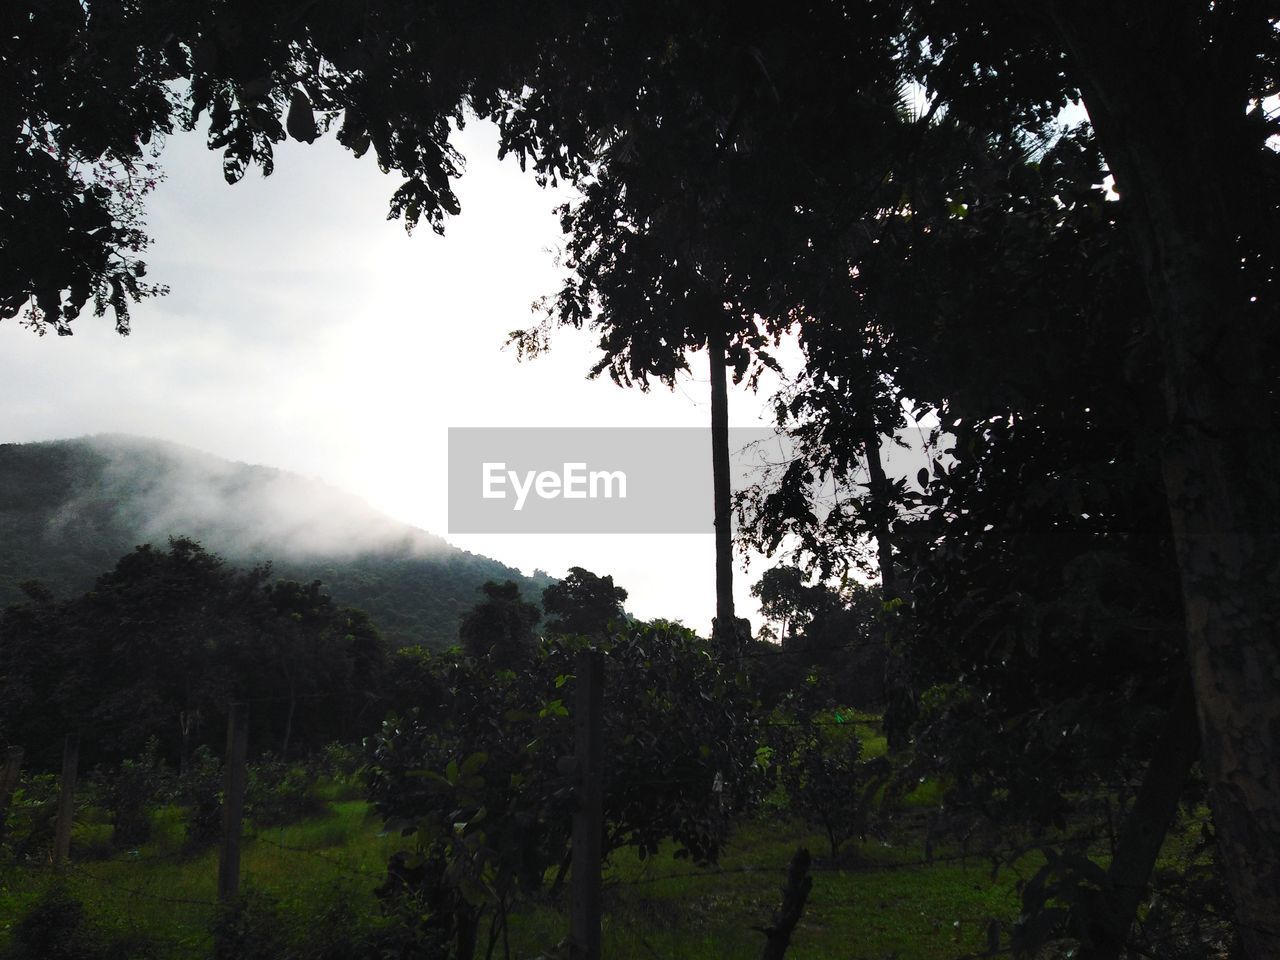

left=0, top=121, right=809, bottom=631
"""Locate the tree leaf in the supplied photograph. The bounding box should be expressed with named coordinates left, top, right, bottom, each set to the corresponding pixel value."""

left=286, top=90, right=319, bottom=143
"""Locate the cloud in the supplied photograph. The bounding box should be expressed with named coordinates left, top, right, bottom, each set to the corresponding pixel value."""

left=48, top=434, right=449, bottom=561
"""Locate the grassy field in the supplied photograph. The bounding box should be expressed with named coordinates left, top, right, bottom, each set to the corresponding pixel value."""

left=2, top=707, right=1217, bottom=960
left=510, top=818, right=1026, bottom=960
left=1, top=774, right=1034, bottom=960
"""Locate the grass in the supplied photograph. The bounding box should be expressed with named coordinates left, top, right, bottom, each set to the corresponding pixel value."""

left=503, top=817, right=1026, bottom=960
left=1, top=758, right=1219, bottom=960
left=2, top=782, right=1029, bottom=960
left=0, top=786, right=406, bottom=959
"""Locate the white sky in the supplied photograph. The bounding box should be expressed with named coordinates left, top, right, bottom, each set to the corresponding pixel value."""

left=0, top=121, right=809, bottom=631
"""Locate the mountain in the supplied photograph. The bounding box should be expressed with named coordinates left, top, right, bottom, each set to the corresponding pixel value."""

left=0, top=435, right=554, bottom=647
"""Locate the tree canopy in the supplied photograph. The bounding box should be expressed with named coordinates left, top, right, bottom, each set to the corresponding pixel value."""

left=5, top=1, right=1279, bottom=953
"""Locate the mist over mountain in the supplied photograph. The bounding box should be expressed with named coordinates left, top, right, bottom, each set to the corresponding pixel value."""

left=0, top=435, right=553, bottom=646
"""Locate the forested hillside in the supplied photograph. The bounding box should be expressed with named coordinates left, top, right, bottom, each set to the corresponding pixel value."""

left=0, top=436, right=552, bottom=647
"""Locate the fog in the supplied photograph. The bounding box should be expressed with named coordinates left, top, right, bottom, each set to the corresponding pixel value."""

left=45, top=434, right=450, bottom=562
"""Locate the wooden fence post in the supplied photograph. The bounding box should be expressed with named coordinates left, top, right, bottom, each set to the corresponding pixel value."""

left=0, top=746, right=24, bottom=842
left=53, top=734, right=79, bottom=867
left=570, top=650, right=604, bottom=960
left=218, top=702, right=249, bottom=904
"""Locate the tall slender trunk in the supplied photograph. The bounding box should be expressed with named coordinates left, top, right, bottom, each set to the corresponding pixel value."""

left=864, top=415, right=911, bottom=747
left=281, top=662, right=296, bottom=762
left=1045, top=6, right=1280, bottom=953
left=709, top=322, right=738, bottom=648
left=862, top=422, right=896, bottom=600
left=457, top=906, right=480, bottom=960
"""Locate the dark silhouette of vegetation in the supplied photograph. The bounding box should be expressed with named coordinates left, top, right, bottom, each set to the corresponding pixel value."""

left=4, top=0, right=1278, bottom=954
left=2, top=884, right=158, bottom=960
left=366, top=620, right=766, bottom=958
left=541, top=566, right=627, bottom=638
left=457, top=580, right=541, bottom=666
left=0, top=538, right=388, bottom=769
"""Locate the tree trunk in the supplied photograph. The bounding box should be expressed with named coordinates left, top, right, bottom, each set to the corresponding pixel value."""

left=1045, top=5, right=1280, bottom=954
left=281, top=665, right=296, bottom=762
left=758, top=847, right=813, bottom=960
left=865, top=417, right=912, bottom=748
left=862, top=422, right=896, bottom=601
left=458, top=906, right=480, bottom=960
left=709, top=322, right=739, bottom=649
left=1085, top=675, right=1201, bottom=959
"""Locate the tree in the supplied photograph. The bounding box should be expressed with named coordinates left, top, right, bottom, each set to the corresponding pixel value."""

left=751, top=567, right=811, bottom=644
left=0, top=538, right=387, bottom=769
left=776, top=714, right=889, bottom=861
left=7, top=1, right=1278, bottom=947
left=901, top=5, right=1280, bottom=951
left=502, top=2, right=913, bottom=652
left=2, top=0, right=181, bottom=334
left=739, top=107, right=1204, bottom=954
left=540, top=566, right=627, bottom=638
left=366, top=620, right=766, bottom=958
left=254, top=579, right=387, bottom=760
left=457, top=580, right=541, bottom=666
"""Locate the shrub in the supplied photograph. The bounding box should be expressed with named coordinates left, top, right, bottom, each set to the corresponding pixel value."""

left=1, top=773, right=59, bottom=861
left=315, top=742, right=361, bottom=782
left=212, top=890, right=290, bottom=960
left=94, top=738, right=172, bottom=848
left=178, top=745, right=223, bottom=851
left=778, top=711, right=890, bottom=860
left=212, top=884, right=385, bottom=960
left=247, top=755, right=323, bottom=827
left=2, top=885, right=156, bottom=960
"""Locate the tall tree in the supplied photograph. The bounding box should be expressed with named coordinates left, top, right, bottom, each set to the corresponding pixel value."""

left=458, top=580, right=541, bottom=666
left=7, top=2, right=1278, bottom=944
left=541, top=566, right=627, bottom=639
left=909, top=4, right=1280, bottom=949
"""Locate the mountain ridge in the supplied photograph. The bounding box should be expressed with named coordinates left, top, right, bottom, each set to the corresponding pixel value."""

left=0, top=434, right=554, bottom=647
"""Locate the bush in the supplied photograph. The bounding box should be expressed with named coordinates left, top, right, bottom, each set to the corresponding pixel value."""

left=212, top=890, right=291, bottom=960
left=2, top=885, right=156, bottom=960
left=94, top=738, right=172, bottom=848
left=212, top=885, right=386, bottom=960
left=1, top=773, right=59, bottom=861
left=178, top=745, right=223, bottom=851
left=247, top=755, right=323, bottom=827
left=777, top=711, right=890, bottom=860
left=315, top=742, right=361, bottom=782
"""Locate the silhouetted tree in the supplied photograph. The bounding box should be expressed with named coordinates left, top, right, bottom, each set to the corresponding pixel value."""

left=457, top=580, right=540, bottom=666
left=541, top=566, right=627, bottom=638
left=6, top=0, right=1278, bottom=943
left=0, top=539, right=387, bottom=768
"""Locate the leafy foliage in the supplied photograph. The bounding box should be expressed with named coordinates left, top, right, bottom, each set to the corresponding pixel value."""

left=1, top=0, right=177, bottom=335
left=457, top=580, right=541, bottom=666
left=775, top=713, right=890, bottom=860
left=366, top=619, right=766, bottom=956
left=0, top=537, right=391, bottom=769
left=178, top=744, right=224, bottom=852
left=1, top=884, right=156, bottom=960
left=246, top=754, right=324, bottom=827
left=541, top=566, right=627, bottom=638
left=92, top=738, right=172, bottom=848
left=4, top=0, right=1279, bottom=947
left=0, top=772, right=59, bottom=861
